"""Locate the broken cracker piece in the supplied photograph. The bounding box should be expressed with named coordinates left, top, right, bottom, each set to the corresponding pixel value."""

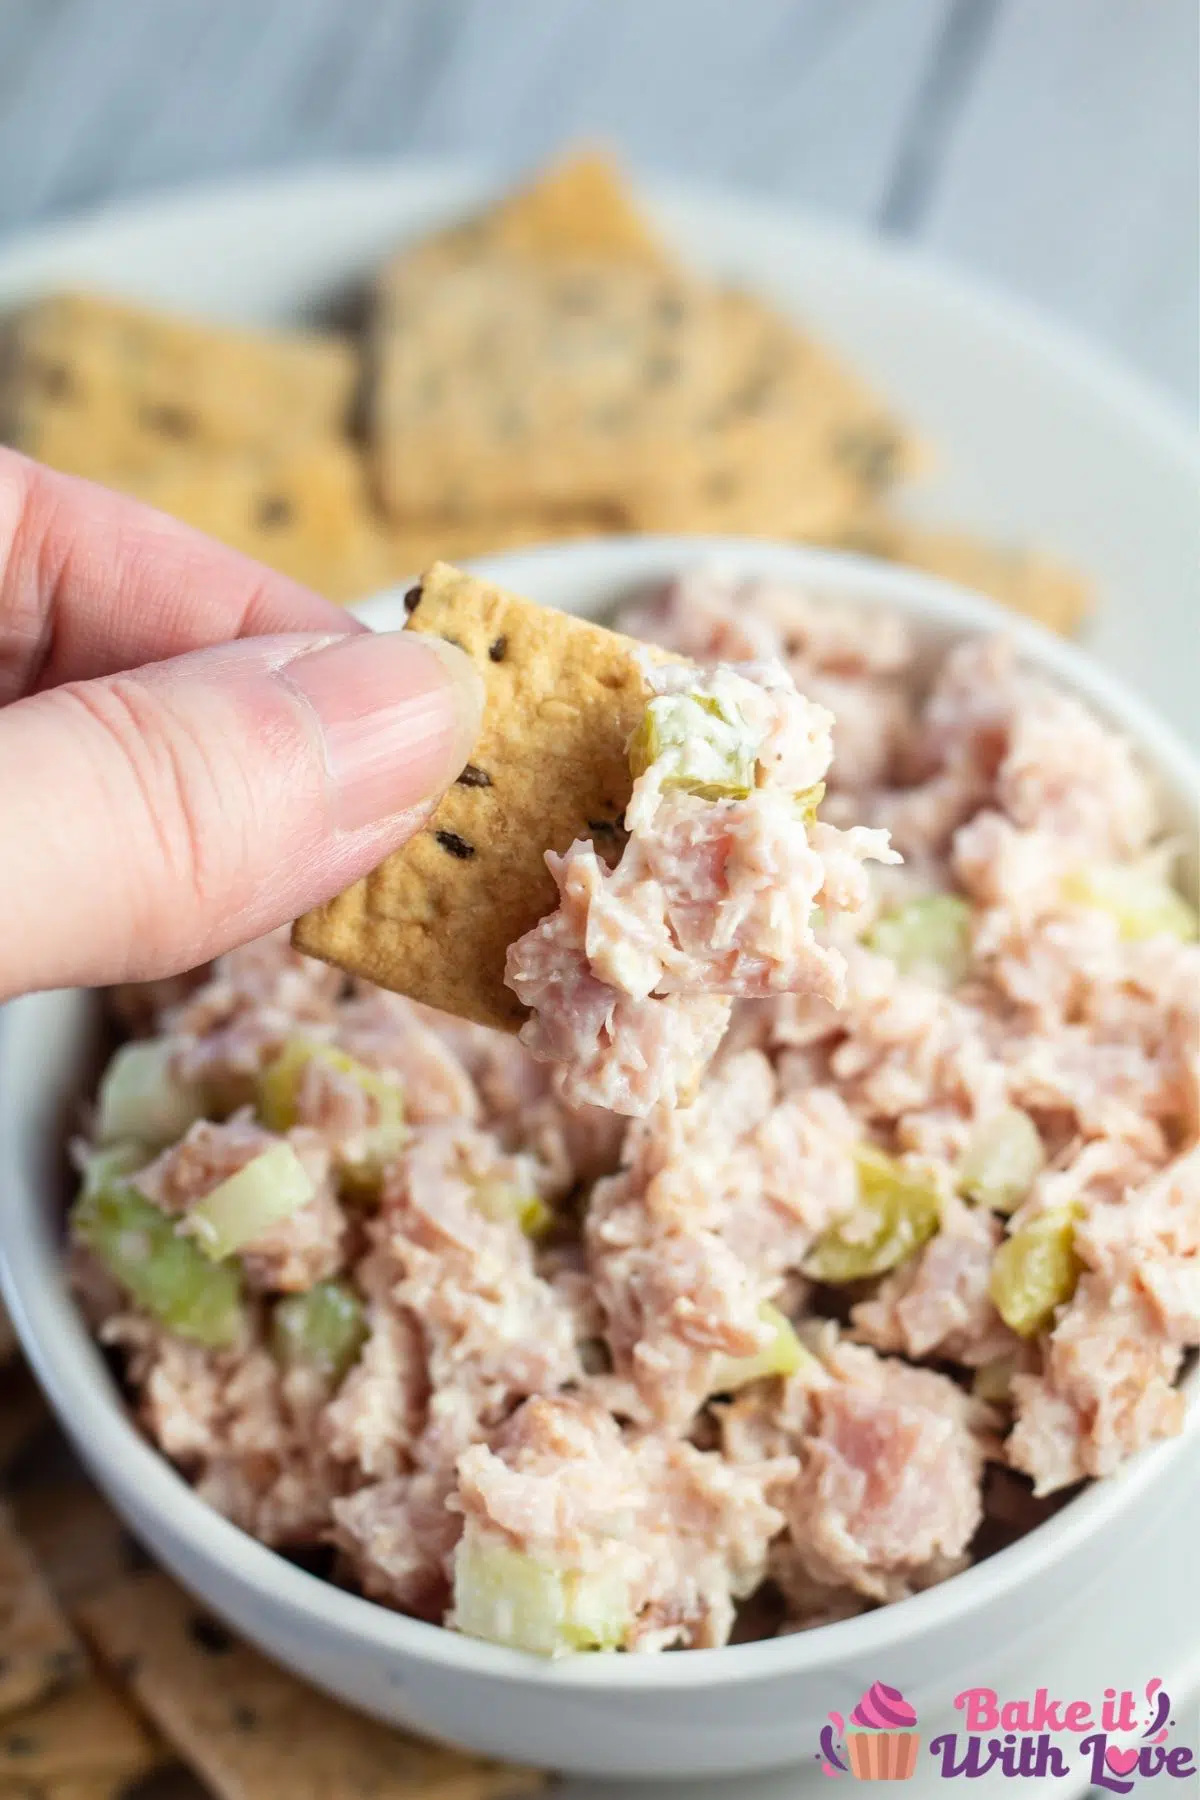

left=0, top=1506, right=88, bottom=1718
left=295, top=562, right=672, bottom=1030
left=78, top=1569, right=546, bottom=1800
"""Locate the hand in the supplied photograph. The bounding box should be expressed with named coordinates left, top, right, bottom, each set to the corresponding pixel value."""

left=0, top=450, right=483, bottom=1001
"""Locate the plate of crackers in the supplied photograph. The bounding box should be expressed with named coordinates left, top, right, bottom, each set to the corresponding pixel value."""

left=0, top=151, right=1196, bottom=1800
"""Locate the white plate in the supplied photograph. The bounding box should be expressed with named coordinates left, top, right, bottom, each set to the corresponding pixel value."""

left=1, top=165, right=1197, bottom=1795
left=0, top=161, right=1196, bottom=742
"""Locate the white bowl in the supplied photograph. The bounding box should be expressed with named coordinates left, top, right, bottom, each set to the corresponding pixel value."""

left=1, top=538, right=1196, bottom=1782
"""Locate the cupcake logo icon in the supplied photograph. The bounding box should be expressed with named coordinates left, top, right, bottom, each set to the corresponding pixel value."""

left=820, top=1683, right=920, bottom=1781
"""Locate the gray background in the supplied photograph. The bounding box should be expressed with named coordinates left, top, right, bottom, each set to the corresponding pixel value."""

left=0, top=0, right=1195, bottom=409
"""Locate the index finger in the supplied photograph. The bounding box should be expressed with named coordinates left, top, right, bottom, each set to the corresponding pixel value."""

left=0, top=449, right=365, bottom=702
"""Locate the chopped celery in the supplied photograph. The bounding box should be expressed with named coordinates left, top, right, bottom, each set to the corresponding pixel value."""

left=79, top=1140, right=150, bottom=1196
left=628, top=690, right=756, bottom=798
left=272, top=1280, right=366, bottom=1383
left=866, top=894, right=973, bottom=987
left=989, top=1208, right=1081, bottom=1338
left=72, top=1176, right=243, bottom=1347
left=472, top=1178, right=554, bottom=1240
left=1062, top=864, right=1198, bottom=943
left=803, top=1146, right=940, bottom=1283
left=452, top=1536, right=632, bottom=1657
left=186, top=1143, right=315, bottom=1261
left=710, top=1302, right=816, bottom=1393
left=959, top=1108, right=1046, bottom=1213
left=95, top=1042, right=206, bottom=1148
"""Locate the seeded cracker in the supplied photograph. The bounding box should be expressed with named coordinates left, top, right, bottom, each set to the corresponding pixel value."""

left=294, top=562, right=674, bottom=1030
left=10, top=1480, right=146, bottom=1612
left=0, top=290, right=356, bottom=467
left=0, top=1671, right=161, bottom=1787
left=78, top=1569, right=546, bottom=1800
left=0, top=1506, right=87, bottom=1717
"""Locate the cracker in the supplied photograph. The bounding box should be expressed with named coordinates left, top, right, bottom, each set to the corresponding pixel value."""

left=101, top=441, right=397, bottom=604
left=0, top=1673, right=161, bottom=1786
left=472, top=149, right=667, bottom=264
left=0, top=1365, right=51, bottom=1473
left=371, top=251, right=743, bottom=520
left=371, top=243, right=915, bottom=533
left=0, top=291, right=356, bottom=467
left=10, top=1481, right=145, bottom=1612
left=0, top=1507, right=87, bottom=1718
left=830, top=513, right=1091, bottom=635
left=78, top=1570, right=546, bottom=1800
left=294, top=562, right=666, bottom=1030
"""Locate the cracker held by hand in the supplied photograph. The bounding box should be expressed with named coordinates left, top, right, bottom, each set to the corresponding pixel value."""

left=294, top=563, right=667, bottom=1030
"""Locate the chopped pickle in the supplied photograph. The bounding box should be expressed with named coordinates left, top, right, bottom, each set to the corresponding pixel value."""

left=989, top=1207, right=1081, bottom=1338
left=866, top=893, right=973, bottom=987
left=959, top=1108, right=1046, bottom=1213
left=803, top=1146, right=941, bottom=1283
left=1062, top=864, right=1198, bottom=943
left=710, top=1302, right=813, bottom=1393
left=795, top=780, right=825, bottom=824
left=186, top=1142, right=315, bottom=1261
left=472, top=1178, right=554, bottom=1240
left=72, top=1176, right=243, bottom=1347
left=272, top=1279, right=366, bottom=1383
left=95, top=1042, right=207, bottom=1148
left=258, top=1039, right=407, bottom=1199
left=452, top=1537, right=632, bottom=1657
left=628, top=690, right=757, bottom=798
left=972, top=1354, right=1020, bottom=1404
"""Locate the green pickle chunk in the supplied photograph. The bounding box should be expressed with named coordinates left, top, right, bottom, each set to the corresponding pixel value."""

left=1062, top=864, right=1198, bottom=943
left=989, top=1207, right=1081, bottom=1338
left=958, top=1107, right=1046, bottom=1213
left=710, top=1302, right=813, bottom=1393
left=72, top=1175, right=243, bottom=1348
left=866, top=893, right=973, bottom=987
left=452, top=1537, right=633, bottom=1657
left=628, top=690, right=757, bottom=799
left=258, top=1039, right=407, bottom=1199
left=471, top=1178, right=554, bottom=1240
left=272, top=1280, right=366, bottom=1383
left=804, top=1146, right=941, bottom=1283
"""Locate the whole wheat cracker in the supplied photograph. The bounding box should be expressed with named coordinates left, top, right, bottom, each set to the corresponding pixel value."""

left=0, top=1507, right=87, bottom=1718
left=294, top=562, right=673, bottom=1030
left=77, top=1569, right=546, bottom=1800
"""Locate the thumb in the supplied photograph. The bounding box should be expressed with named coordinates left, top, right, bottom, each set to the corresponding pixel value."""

left=0, top=629, right=483, bottom=998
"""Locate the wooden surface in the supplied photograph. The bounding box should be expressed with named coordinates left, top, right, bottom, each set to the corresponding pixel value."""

left=0, top=0, right=1194, bottom=412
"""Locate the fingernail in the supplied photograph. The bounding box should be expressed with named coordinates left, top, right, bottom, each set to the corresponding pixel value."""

left=283, top=631, right=484, bottom=833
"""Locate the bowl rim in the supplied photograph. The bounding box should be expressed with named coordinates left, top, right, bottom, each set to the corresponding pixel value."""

left=2, top=534, right=1197, bottom=1694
